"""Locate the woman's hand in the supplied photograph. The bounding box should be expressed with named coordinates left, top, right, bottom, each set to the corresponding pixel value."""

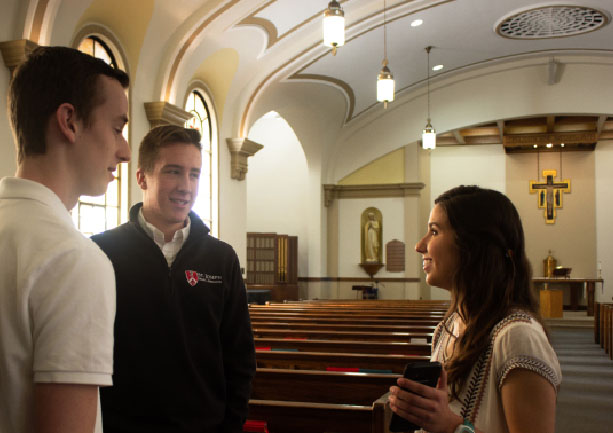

left=389, top=367, right=464, bottom=433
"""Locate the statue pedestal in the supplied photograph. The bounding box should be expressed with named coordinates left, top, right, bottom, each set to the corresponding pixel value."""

left=359, top=262, right=384, bottom=278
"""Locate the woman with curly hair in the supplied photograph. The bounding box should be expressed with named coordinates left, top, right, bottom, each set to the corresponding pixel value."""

left=389, top=186, right=561, bottom=433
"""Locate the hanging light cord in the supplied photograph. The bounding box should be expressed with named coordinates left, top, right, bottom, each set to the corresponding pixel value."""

left=383, top=0, right=388, bottom=66
left=426, top=46, right=431, bottom=123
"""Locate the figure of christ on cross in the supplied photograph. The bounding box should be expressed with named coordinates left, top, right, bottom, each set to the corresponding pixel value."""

left=530, top=169, right=571, bottom=224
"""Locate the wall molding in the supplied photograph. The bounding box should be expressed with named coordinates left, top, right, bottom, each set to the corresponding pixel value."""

left=298, top=277, right=420, bottom=283
left=323, top=182, right=425, bottom=206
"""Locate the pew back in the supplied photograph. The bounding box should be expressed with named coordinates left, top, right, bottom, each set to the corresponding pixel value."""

left=248, top=399, right=385, bottom=433
left=252, top=368, right=398, bottom=405
left=255, top=350, right=428, bottom=373
left=255, top=337, right=431, bottom=355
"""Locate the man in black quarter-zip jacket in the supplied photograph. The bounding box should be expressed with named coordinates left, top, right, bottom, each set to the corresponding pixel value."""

left=92, top=125, right=255, bottom=433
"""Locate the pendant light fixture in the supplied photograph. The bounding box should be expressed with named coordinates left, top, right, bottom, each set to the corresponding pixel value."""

left=422, top=46, right=436, bottom=150
left=323, top=1, right=345, bottom=56
left=376, top=0, right=394, bottom=108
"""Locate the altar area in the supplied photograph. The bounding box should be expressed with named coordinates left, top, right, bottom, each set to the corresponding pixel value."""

left=535, top=277, right=604, bottom=317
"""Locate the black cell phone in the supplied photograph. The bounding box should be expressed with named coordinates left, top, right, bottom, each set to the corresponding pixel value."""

left=389, top=361, right=442, bottom=432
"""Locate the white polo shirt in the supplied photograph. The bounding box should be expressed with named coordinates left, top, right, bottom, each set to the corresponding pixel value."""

left=0, top=177, right=115, bottom=433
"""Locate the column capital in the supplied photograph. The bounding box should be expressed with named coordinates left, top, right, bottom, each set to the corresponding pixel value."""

left=144, top=101, right=192, bottom=129
left=0, top=39, right=38, bottom=74
left=225, top=137, right=263, bottom=181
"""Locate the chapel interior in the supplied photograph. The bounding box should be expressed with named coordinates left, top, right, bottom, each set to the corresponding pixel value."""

left=2, top=0, right=612, bottom=309
left=4, top=2, right=613, bottom=433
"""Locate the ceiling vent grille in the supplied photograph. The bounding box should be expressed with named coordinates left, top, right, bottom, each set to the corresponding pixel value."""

left=496, top=6, right=609, bottom=39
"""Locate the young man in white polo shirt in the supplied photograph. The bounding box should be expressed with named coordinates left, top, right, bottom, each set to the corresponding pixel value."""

left=0, top=46, right=130, bottom=433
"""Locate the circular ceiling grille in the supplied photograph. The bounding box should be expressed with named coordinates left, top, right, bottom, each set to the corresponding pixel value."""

left=496, top=6, right=609, bottom=39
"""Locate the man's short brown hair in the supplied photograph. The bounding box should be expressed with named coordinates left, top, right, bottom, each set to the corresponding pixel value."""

left=8, top=46, right=130, bottom=163
left=138, top=125, right=202, bottom=173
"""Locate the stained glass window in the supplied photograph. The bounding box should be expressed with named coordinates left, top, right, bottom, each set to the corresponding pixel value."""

left=75, top=35, right=130, bottom=236
left=185, top=89, right=218, bottom=236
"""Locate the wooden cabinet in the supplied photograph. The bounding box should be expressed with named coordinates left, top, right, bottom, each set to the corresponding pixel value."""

left=247, top=232, right=298, bottom=301
left=247, top=233, right=277, bottom=285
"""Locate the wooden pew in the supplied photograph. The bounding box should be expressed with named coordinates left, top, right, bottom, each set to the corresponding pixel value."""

left=246, top=301, right=443, bottom=432
left=280, top=299, right=449, bottom=306
left=249, top=305, right=446, bottom=315
left=254, top=337, right=431, bottom=356
left=250, top=367, right=395, bottom=433
left=248, top=399, right=385, bottom=433
left=249, top=311, right=444, bottom=321
left=251, top=314, right=441, bottom=326
left=261, top=299, right=450, bottom=310
left=600, top=303, right=613, bottom=360
left=596, top=303, right=612, bottom=358
left=255, top=350, right=428, bottom=373
left=252, top=328, right=432, bottom=343
left=250, top=320, right=437, bottom=333
left=250, top=305, right=448, bottom=313
left=252, top=368, right=398, bottom=405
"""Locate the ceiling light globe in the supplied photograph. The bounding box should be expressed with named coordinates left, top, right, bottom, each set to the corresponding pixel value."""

left=376, top=66, right=395, bottom=103
left=422, top=123, right=436, bottom=149
left=323, top=1, right=345, bottom=48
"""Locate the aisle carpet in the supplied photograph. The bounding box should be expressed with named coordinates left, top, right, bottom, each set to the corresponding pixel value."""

left=550, top=327, right=613, bottom=433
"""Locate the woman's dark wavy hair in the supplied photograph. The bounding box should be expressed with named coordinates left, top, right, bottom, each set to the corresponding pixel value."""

left=434, top=186, right=544, bottom=400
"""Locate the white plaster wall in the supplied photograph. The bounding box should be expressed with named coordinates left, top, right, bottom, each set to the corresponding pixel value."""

left=216, top=95, right=248, bottom=268
left=246, top=112, right=310, bottom=276
left=595, top=143, right=613, bottom=304
left=249, top=81, right=347, bottom=277
left=337, top=197, right=405, bottom=278
left=429, top=144, right=507, bottom=204
left=424, top=144, right=506, bottom=300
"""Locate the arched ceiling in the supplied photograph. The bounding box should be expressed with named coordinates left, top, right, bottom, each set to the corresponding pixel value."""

left=152, top=0, right=613, bottom=136
left=28, top=0, right=613, bottom=144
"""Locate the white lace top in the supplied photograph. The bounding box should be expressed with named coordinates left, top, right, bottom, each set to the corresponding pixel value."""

left=430, top=311, right=562, bottom=433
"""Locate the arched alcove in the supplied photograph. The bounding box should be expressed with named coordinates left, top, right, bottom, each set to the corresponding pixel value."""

left=246, top=111, right=309, bottom=276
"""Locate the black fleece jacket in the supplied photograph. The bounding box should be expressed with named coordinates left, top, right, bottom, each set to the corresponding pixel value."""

left=92, top=204, right=255, bottom=433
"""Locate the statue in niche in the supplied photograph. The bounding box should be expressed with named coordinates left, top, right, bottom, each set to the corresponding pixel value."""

left=361, top=207, right=383, bottom=263
left=365, top=213, right=379, bottom=261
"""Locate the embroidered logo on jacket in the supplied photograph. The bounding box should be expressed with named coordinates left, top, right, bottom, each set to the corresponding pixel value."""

left=185, top=270, right=223, bottom=286
left=185, top=270, right=199, bottom=286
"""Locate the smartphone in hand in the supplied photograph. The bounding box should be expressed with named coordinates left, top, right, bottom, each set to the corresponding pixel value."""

left=389, top=361, right=442, bottom=432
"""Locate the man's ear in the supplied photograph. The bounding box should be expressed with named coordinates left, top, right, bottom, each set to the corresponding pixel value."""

left=55, top=103, right=79, bottom=143
left=136, top=168, right=147, bottom=190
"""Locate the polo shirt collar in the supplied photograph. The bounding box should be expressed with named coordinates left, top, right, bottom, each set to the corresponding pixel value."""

left=0, top=177, right=74, bottom=227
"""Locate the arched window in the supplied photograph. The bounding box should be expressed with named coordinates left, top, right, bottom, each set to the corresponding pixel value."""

left=185, top=88, right=218, bottom=237
left=74, top=34, right=130, bottom=236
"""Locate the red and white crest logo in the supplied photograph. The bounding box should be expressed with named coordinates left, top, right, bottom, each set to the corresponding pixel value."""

left=185, top=270, right=199, bottom=286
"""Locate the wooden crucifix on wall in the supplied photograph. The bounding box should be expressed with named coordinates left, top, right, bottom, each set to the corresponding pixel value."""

left=529, top=169, right=570, bottom=224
